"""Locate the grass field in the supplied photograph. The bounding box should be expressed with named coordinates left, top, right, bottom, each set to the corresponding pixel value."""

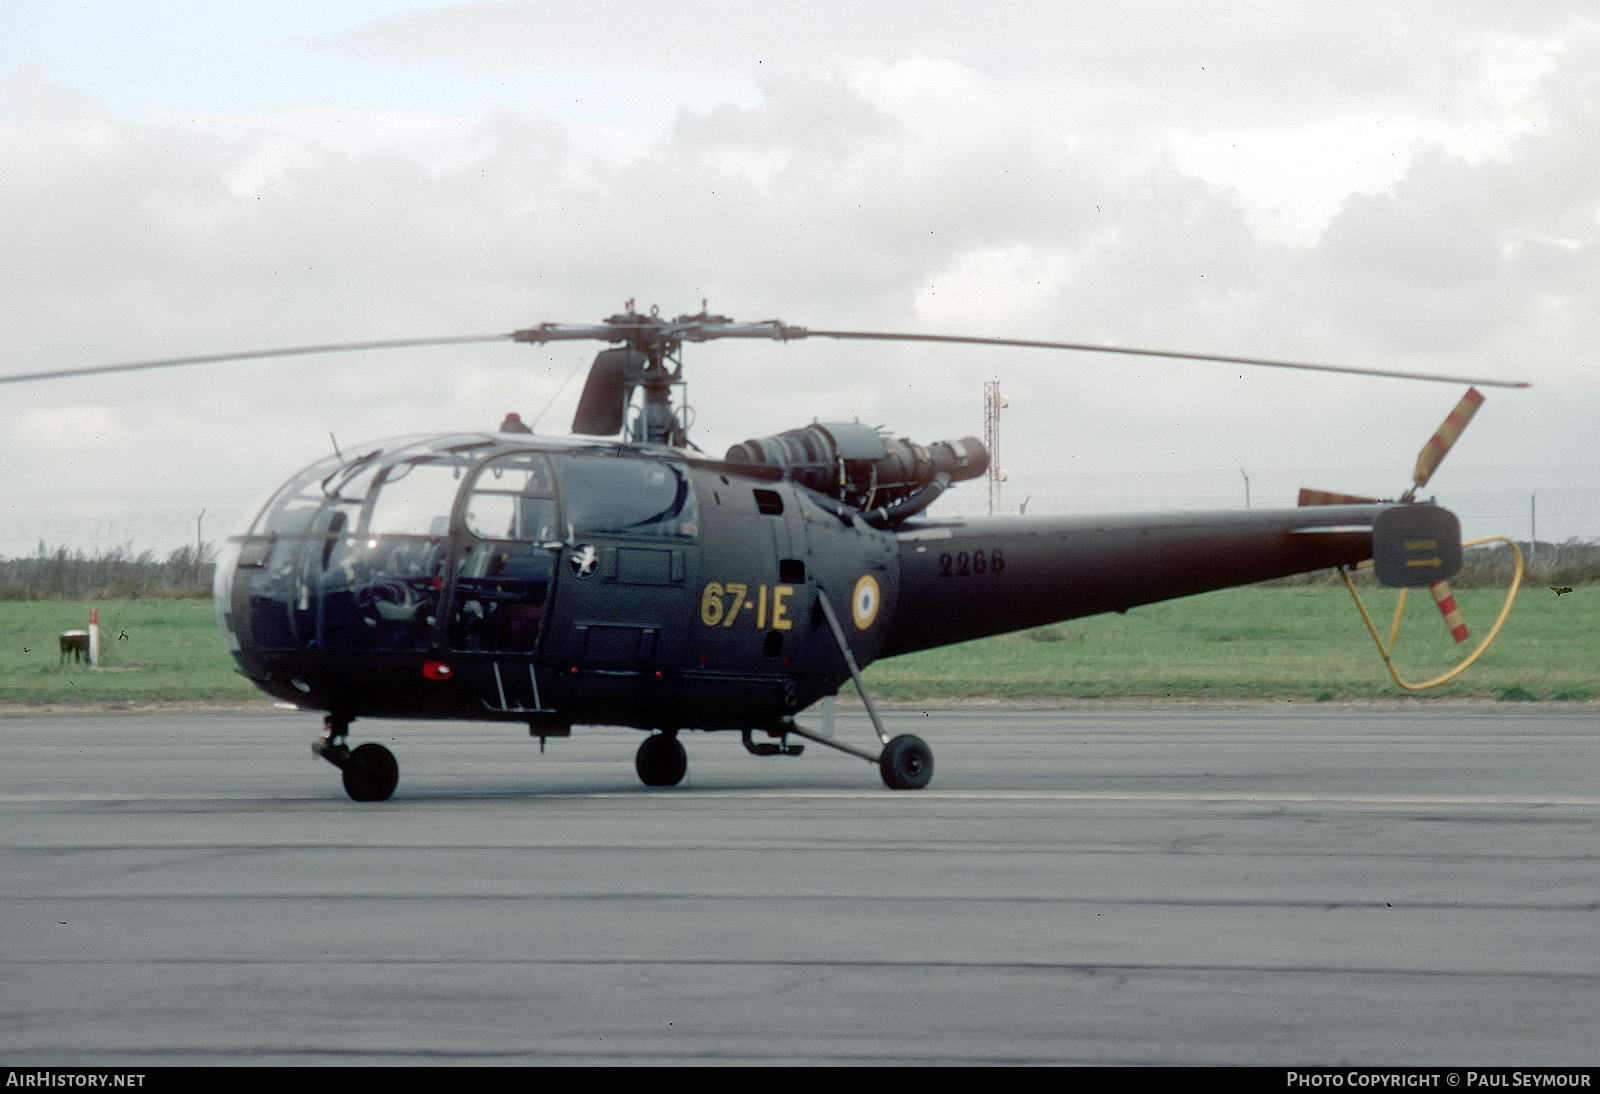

left=0, top=584, right=1594, bottom=706
left=0, top=600, right=260, bottom=705
left=866, top=583, right=1597, bottom=701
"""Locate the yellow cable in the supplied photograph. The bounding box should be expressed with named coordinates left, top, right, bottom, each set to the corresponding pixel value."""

left=1385, top=586, right=1409, bottom=655
left=1339, top=536, right=1524, bottom=691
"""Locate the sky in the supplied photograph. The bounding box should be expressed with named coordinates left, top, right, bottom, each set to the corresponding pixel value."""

left=2, top=0, right=1597, bottom=557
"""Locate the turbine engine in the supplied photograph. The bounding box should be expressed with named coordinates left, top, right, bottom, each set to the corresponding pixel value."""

left=724, top=421, right=988, bottom=525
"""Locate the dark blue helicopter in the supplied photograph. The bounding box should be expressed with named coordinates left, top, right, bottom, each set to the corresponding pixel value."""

left=5, top=304, right=1526, bottom=801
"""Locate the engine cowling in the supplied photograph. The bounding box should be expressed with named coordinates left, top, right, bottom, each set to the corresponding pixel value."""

left=724, top=421, right=988, bottom=524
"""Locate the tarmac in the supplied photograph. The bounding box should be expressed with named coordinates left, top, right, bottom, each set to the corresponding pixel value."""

left=2, top=703, right=1596, bottom=1065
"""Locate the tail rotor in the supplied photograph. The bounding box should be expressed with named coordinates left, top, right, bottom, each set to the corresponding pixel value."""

left=1299, top=387, right=1522, bottom=688
left=1403, top=387, right=1485, bottom=643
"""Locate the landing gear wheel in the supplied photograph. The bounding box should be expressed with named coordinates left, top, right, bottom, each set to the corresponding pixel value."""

left=342, top=742, right=399, bottom=802
left=635, top=732, right=687, bottom=788
left=879, top=734, right=933, bottom=790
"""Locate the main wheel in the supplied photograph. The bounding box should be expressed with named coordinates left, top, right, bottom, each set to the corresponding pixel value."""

left=635, top=732, right=688, bottom=787
left=879, top=734, right=933, bottom=790
left=342, top=742, right=399, bottom=802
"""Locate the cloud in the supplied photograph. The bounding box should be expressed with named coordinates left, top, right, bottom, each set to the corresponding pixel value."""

left=3, top=4, right=1598, bottom=553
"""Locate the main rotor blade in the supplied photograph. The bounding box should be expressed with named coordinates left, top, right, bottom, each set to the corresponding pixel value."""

left=790, top=329, right=1532, bottom=389
left=0, top=334, right=514, bottom=386
left=2, top=311, right=1535, bottom=393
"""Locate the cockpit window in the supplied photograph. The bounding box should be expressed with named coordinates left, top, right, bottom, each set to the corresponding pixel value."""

left=245, top=436, right=450, bottom=538
left=250, top=454, right=345, bottom=536
left=555, top=456, right=696, bottom=538
left=465, top=453, right=558, bottom=542
left=322, top=452, right=383, bottom=504
left=364, top=458, right=464, bottom=537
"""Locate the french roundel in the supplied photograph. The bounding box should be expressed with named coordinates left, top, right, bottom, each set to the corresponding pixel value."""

left=851, top=574, right=881, bottom=630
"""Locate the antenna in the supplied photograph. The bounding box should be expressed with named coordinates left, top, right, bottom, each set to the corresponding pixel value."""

left=983, top=380, right=1007, bottom=515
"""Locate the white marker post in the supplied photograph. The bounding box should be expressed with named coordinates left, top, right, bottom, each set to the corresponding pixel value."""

left=89, top=608, right=100, bottom=668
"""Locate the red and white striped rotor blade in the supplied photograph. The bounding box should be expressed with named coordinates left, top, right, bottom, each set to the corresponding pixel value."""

left=1298, top=488, right=1380, bottom=507
left=1412, top=388, right=1485, bottom=491
left=1429, top=581, right=1470, bottom=644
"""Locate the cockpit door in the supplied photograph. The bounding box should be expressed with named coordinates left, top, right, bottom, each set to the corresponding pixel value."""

left=540, top=455, right=699, bottom=671
left=445, top=452, right=560, bottom=656
left=440, top=452, right=561, bottom=714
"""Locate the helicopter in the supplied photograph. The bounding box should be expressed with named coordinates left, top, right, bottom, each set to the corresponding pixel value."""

left=4, top=302, right=1529, bottom=802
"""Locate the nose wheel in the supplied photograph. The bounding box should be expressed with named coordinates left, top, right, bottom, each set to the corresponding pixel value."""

left=313, top=717, right=400, bottom=802
left=636, top=731, right=687, bottom=787
left=341, top=743, right=400, bottom=801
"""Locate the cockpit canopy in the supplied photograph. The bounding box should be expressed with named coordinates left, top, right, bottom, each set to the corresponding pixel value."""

left=221, top=434, right=697, bottom=657
left=245, top=434, right=696, bottom=544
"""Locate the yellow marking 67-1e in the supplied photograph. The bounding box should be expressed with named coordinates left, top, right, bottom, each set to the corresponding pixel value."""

left=701, top=582, right=795, bottom=630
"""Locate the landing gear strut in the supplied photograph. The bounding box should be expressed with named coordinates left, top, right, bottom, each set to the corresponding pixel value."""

left=636, top=731, right=687, bottom=787
left=799, top=592, right=936, bottom=791
left=778, top=714, right=935, bottom=791
left=313, top=716, right=400, bottom=802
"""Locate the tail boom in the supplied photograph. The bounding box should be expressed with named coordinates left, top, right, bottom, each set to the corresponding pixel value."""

left=880, top=504, right=1412, bottom=656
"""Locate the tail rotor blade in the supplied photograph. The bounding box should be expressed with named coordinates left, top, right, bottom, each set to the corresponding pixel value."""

left=1412, top=387, right=1485, bottom=491
left=1299, top=488, right=1380, bottom=507
left=1429, top=581, right=1470, bottom=644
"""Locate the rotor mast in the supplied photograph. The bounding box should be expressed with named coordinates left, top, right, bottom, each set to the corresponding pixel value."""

left=509, top=301, right=800, bottom=447
left=604, top=302, right=684, bottom=446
